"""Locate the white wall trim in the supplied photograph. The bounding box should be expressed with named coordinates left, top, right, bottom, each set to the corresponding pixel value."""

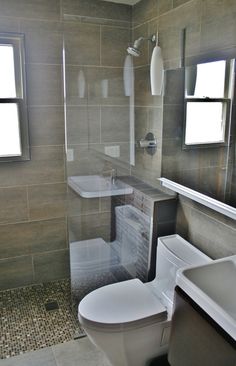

left=159, top=178, right=236, bottom=221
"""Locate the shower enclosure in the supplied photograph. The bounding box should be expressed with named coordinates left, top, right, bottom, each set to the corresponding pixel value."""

left=62, top=10, right=156, bottom=310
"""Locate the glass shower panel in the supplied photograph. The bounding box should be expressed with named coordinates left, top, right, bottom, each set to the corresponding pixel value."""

left=63, top=12, right=152, bottom=312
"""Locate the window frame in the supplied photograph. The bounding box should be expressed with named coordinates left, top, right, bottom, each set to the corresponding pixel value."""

left=183, top=59, right=233, bottom=150
left=0, top=33, right=30, bottom=162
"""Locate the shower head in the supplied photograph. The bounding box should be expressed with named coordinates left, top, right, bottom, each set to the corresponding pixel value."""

left=127, top=45, right=141, bottom=57
left=127, top=34, right=156, bottom=57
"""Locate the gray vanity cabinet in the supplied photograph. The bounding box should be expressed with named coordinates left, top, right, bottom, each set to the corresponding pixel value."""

left=168, top=287, right=236, bottom=366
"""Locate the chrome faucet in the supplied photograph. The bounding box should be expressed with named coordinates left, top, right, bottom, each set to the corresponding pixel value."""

left=102, top=167, right=117, bottom=184
left=111, top=168, right=117, bottom=185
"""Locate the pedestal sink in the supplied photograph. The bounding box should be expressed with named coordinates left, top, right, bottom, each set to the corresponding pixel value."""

left=176, top=255, right=236, bottom=341
left=68, top=175, right=133, bottom=198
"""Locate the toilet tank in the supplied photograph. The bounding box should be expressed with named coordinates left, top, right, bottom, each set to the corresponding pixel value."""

left=154, top=234, right=211, bottom=306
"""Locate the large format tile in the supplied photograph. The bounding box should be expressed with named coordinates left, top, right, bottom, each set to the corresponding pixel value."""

left=66, top=106, right=100, bottom=145
left=68, top=188, right=100, bottom=217
left=162, top=104, right=184, bottom=139
left=164, top=68, right=184, bottom=105
left=0, top=256, right=33, bottom=290
left=0, top=0, right=60, bottom=20
left=62, top=0, right=131, bottom=23
left=176, top=196, right=236, bottom=259
left=69, top=212, right=111, bottom=242
left=19, top=20, right=63, bottom=65
left=173, top=0, right=191, bottom=8
left=200, top=0, right=236, bottom=53
left=135, top=66, right=162, bottom=107
left=0, top=348, right=56, bottom=366
left=27, top=64, right=63, bottom=106
left=28, top=183, right=67, bottom=220
left=101, top=26, right=131, bottom=67
left=33, top=249, right=70, bottom=283
left=64, top=23, right=100, bottom=66
left=66, top=145, right=105, bottom=177
left=65, top=66, right=128, bottom=106
left=132, top=23, right=149, bottom=68
left=0, top=187, right=28, bottom=224
left=28, top=106, right=65, bottom=146
left=158, top=0, right=201, bottom=63
left=0, top=16, right=19, bottom=32
left=53, top=338, right=110, bottom=366
left=101, top=106, right=130, bottom=143
left=0, top=146, right=65, bottom=187
left=132, top=0, right=157, bottom=27
left=0, top=218, right=67, bottom=259
left=157, top=0, right=173, bottom=15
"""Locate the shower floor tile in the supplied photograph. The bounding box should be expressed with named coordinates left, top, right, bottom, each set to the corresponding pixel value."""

left=0, top=279, right=84, bottom=359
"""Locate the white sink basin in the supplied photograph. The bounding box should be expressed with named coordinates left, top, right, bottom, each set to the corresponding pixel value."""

left=177, top=255, right=236, bottom=340
left=68, top=175, right=133, bottom=198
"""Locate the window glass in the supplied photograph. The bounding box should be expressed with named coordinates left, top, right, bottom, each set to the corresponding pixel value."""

left=0, top=44, right=17, bottom=98
left=194, top=60, right=226, bottom=98
left=0, top=103, right=21, bottom=156
left=185, top=102, right=224, bottom=145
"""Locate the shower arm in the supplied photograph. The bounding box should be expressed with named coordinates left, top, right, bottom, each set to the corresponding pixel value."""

left=133, top=34, right=157, bottom=49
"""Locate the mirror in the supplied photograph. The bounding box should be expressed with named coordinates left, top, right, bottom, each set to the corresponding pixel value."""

left=162, top=34, right=236, bottom=209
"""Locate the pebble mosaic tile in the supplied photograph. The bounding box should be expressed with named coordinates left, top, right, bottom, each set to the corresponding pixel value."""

left=0, top=279, right=84, bottom=359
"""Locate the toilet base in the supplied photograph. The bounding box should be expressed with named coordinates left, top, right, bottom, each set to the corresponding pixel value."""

left=82, top=320, right=171, bottom=366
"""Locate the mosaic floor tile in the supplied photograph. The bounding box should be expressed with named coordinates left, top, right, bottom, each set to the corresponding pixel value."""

left=0, top=279, right=84, bottom=359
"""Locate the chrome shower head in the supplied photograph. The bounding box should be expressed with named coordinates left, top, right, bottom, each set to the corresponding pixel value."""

left=127, top=45, right=141, bottom=57
left=127, top=34, right=156, bottom=57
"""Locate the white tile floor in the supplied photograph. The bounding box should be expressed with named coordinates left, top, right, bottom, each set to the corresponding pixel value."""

left=0, top=338, right=111, bottom=366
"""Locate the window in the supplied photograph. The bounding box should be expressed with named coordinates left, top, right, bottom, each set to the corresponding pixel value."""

left=184, top=59, right=234, bottom=148
left=0, top=33, right=30, bottom=162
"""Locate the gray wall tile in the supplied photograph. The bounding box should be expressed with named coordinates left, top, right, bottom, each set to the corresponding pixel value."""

left=132, top=23, right=149, bottom=67
left=0, top=187, right=28, bottom=224
left=0, top=347, right=57, bottom=366
left=28, top=183, right=67, bottom=220
left=0, top=146, right=65, bottom=187
left=68, top=188, right=100, bottom=216
left=27, top=64, right=63, bottom=106
left=132, top=0, right=158, bottom=26
left=29, top=106, right=65, bottom=146
left=101, top=26, right=131, bottom=67
left=69, top=212, right=111, bottom=242
left=0, top=0, right=60, bottom=20
left=33, top=249, right=70, bottom=283
left=0, top=256, right=34, bottom=290
left=176, top=196, right=236, bottom=259
left=66, top=106, right=100, bottom=145
left=101, top=106, right=130, bottom=143
left=65, top=66, right=128, bottom=106
left=64, top=23, right=101, bottom=65
left=62, top=0, right=131, bottom=23
left=0, top=218, right=67, bottom=259
left=173, top=0, right=191, bottom=8
left=20, top=20, right=63, bottom=65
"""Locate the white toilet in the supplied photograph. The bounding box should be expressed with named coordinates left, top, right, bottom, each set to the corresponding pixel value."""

left=78, top=234, right=211, bottom=366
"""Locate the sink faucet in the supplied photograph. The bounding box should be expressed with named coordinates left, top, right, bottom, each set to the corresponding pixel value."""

left=102, top=167, right=117, bottom=184
left=111, top=168, right=117, bottom=185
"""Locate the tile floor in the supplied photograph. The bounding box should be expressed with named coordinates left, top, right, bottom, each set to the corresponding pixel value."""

left=0, top=338, right=111, bottom=366
left=0, top=279, right=84, bottom=359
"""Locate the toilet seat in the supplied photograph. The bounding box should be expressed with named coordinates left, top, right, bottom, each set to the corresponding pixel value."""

left=79, top=279, right=167, bottom=331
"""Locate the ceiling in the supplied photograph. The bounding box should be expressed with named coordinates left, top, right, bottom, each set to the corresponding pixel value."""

left=103, top=0, right=140, bottom=5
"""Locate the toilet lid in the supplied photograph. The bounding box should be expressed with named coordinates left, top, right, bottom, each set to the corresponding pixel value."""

left=79, top=279, right=167, bottom=329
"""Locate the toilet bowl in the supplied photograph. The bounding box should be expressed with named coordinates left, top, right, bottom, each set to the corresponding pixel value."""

left=78, top=234, right=212, bottom=366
